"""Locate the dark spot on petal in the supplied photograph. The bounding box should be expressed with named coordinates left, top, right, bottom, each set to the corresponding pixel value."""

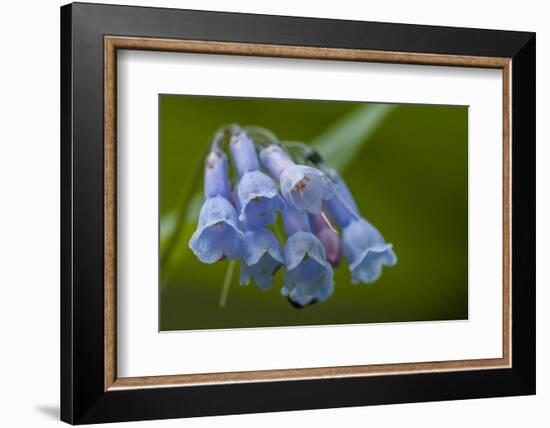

left=294, top=178, right=308, bottom=191
left=293, top=175, right=311, bottom=193
left=252, top=196, right=261, bottom=203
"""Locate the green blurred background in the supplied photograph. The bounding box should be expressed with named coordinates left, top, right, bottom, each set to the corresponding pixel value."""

left=159, top=95, right=468, bottom=331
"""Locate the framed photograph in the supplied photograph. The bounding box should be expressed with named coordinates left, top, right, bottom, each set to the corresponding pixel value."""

left=60, top=2, right=535, bottom=424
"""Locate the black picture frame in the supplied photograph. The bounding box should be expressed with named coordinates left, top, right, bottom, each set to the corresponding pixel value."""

left=61, top=2, right=535, bottom=424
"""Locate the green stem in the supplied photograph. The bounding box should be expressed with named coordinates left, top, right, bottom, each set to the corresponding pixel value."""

left=271, top=222, right=284, bottom=243
left=244, top=125, right=280, bottom=146
left=160, top=151, right=206, bottom=273
left=219, top=260, right=236, bottom=309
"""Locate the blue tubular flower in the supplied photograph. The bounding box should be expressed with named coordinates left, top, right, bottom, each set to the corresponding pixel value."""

left=260, top=145, right=334, bottom=215
left=240, top=229, right=284, bottom=290
left=331, top=170, right=359, bottom=215
left=325, top=173, right=397, bottom=284
left=237, top=171, right=285, bottom=229
left=342, top=219, right=397, bottom=284
left=281, top=205, right=334, bottom=306
left=259, top=144, right=294, bottom=180
left=324, top=171, right=360, bottom=227
left=280, top=165, right=334, bottom=215
left=229, top=135, right=284, bottom=229
left=229, top=131, right=260, bottom=177
left=204, top=151, right=230, bottom=199
left=282, top=203, right=311, bottom=236
left=189, top=196, right=244, bottom=263
left=282, top=231, right=334, bottom=306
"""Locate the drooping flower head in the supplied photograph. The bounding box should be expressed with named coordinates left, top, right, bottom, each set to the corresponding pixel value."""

left=230, top=133, right=284, bottom=229
left=281, top=205, right=334, bottom=306
left=325, top=171, right=397, bottom=284
left=260, top=145, right=334, bottom=215
left=189, top=124, right=396, bottom=307
left=189, top=196, right=244, bottom=263
left=240, top=229, right=284, bottom=290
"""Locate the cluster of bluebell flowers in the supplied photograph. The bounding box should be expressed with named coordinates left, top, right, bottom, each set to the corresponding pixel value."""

left=189, top=125, right=397, bottom=307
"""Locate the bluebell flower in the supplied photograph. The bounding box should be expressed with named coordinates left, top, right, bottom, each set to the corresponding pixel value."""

left=229, top=131, right=260, bottom=177
left=259, top=144, right=294, bottom=180
left=204, top=151, right=230, bottom=199
left=280, top=165, right=334, bottom=214
left=323, top=171, right=361, bottom=228
left=281, top=205, right=334, bottom=306
left=189, top=196, right=244, bottom=263
left=237, top=171, right=285, bottom=229
left=332, top=171, right=359, bottom=215
left=240, top=229, right=284, bottom=290
left=282, top=231, right=334, bottom=306
left=342, top=219, right=397, bottom=284
left=260, top=145, right=334, bottom=215
left=281, top=203, right=311, bottom=236
left=229, top=134, right=284, bottom=229
left=326, top=172, right=396, bottom=284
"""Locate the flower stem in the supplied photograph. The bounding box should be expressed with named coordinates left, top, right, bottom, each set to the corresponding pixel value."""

left=210, top=124, right=241, bottom=153
left=219, top=260, right=236, bottom=309
left=271, top=222, right=284, bottom=243
left=160, top=149, right=207, bottom=275
left=244, top=125, right=280, bottom=146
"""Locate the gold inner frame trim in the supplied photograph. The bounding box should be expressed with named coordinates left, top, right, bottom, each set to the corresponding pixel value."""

left=104, top=35, right=512, bottom=391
